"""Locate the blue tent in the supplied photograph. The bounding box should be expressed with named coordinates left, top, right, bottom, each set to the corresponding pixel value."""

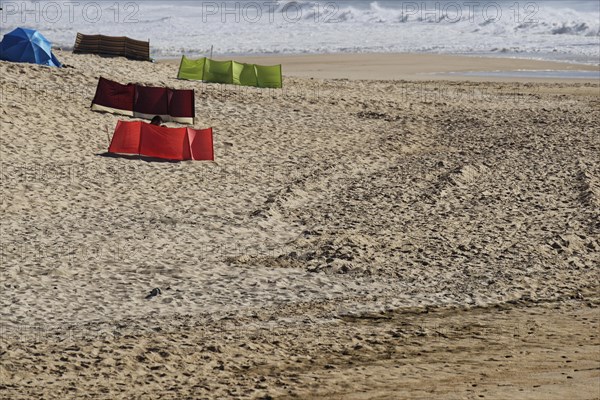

left=0, top=27, right=62, bottom=67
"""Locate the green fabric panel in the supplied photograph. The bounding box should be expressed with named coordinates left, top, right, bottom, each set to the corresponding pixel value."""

left=238, top=63, right=259, bottom=87
left=204, top=59, right=233, bottom=84
left=256, top=64, right=283, bottom=88
left=231, top=61, right=244, bottom=85
left=231, top=62, right=258, bottom=87
left=178, top=56, right=205, bottom=80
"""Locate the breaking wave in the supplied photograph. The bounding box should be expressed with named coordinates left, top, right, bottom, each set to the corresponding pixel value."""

left=1, top=0, right=598, bottom=63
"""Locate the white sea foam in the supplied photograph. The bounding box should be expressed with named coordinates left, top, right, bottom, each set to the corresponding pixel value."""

left=1, top=0, right=598, bottom=64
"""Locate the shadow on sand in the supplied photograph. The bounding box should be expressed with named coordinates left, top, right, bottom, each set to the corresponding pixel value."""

left=96, top=152, right=183, bottom=164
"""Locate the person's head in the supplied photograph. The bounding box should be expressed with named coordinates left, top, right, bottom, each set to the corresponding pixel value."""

left=150, top=116, right=163, bottom=126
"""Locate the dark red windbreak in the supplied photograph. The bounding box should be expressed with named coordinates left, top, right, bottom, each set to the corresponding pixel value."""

left=108, top=120, right=142, bottom=155
left=92, top=77, right=135, bottom=111
left=91, top=77, right=195, bottom=123
left=108, top=121, right=214, bottom=161
left=168, top=89, right=195, bottom=119
left=134, top=85, right=169, bottom=116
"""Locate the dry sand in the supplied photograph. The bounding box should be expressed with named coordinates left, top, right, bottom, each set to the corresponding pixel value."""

left=0, top=51, right=599, bottom=399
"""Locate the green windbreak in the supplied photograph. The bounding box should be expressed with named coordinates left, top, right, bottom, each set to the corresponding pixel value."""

left=203, top=59, right=234, bottom=84
left=178, top=55, right=205, bottom=80
left=256, top=64, right=283, bottom=89
left=178, top=56, right=282, bottom=88
left=233, top=61, right=259, bottom=87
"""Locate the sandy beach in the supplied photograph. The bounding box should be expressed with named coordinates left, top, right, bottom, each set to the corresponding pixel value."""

left=1, top=51, right=599, bottom=399
left=162, top=52, right=600, bottom=83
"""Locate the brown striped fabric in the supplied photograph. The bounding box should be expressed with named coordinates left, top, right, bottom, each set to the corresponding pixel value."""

left=73, top=33, right=150, bottom=61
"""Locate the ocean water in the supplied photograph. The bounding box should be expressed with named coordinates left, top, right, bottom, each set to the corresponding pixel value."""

left=1, top=0, right=599, bottom=64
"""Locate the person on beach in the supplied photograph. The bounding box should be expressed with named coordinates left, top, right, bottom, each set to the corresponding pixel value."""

left=150, top=116, right=165, bottom=127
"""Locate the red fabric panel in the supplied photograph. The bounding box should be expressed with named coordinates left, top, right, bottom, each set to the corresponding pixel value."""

left=109, top=121, right=213, bottom=161
left=139, top=123, right=188, bottom=160
left=187, top=127, right=214, bottom=161
left=133, top=85, right=169, bottom=116
left=92, top=77, right=135, bottom=111
left=108, top=120, right=141, bottom=155
left=168, top=89, right=195, bottom=119
left=182, top=132, right=192, bottom=161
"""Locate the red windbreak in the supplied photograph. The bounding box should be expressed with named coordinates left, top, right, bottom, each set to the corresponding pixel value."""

left=108, top=120, right=142, bottom=155
left=108, top=121, right=214, bottom=161
left=139, top=124, right=188, bottom=161
left=188, top=127, right=214, bottom=161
